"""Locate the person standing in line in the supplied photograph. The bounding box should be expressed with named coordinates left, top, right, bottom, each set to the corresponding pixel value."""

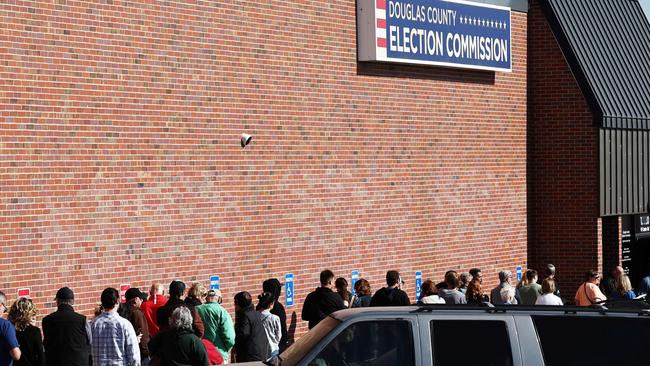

left=637, top=261, right=650, bottom=296
left=334, top=278, right=352, bottom=308
left=601, top=266, right=624, bottom=298
left=90, top=288, right=140, bottom=366
left=466, top=277, right=489, bottom=304
left=149, top=307, right=209, bottom=366
left=417, top=280, right=445, bottom=304
left=370, top=270, right=411, bottom=306
left=261, top=279, right=288, bottom=352
left=438, top=271, right=467, bottom=305
left=519, top=270, right=542, bottom=305
left=535, top=279, right=563, bottom=306
left=469, top=268, right=483, bottom=284
left=8, top=297, right=43, bottom=366
left=233, top=292, right=269, bottom=363
left=140, top=283, right=167, bottom=338
left=156, top=281, right=204, bottom=337
left=196, top=290, right=235, bottom=364
left=490, top=271, right=518, bottom=305
left=257, top=293, right=281, bottom=361
left=610, top=275, right=636, bottom=301
left=500, top=287, right=516, bottom=305
left=42, top=287, right=91, bottom=366
left=574, top=270, right=607, bottom=306
left=458, top=273, right=471, bottom=295
left=185, top=283, right=206, bottom=309
left=351, top=279, right=372, bottom=308
left=0, top=291, right=21, bottom=366
left=302, top=270, right=346, bottom=329
left=540, top=264, right=561, bottom=298
left=124, top=288, right=150, bottom=366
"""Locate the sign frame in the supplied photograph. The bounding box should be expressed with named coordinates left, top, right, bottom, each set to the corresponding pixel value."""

left=209, top=275, right=220, bottom=290
left=285, top=273, right=294, bottom=307
left=357, top=0, right=512, bottom=72
left=351, top=270, right=360, bottom=296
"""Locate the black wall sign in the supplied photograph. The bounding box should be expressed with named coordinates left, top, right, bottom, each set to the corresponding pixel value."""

left=622, top=215, right=632, bottom=275
left=636, top=214, right=650, bottom=239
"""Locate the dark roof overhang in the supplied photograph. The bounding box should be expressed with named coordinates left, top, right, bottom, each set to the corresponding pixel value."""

left=540, top=0, right=650, bottom=130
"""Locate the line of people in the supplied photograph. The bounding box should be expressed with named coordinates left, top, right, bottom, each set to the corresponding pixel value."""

left=0, top=278, right=290, bottom=366
left=300, top=264, right=647, bottom=329
left=2, top=264, right=646, bottom=365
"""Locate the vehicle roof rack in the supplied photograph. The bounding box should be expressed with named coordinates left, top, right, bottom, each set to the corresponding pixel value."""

left=410, top=302, right=650, bottom=316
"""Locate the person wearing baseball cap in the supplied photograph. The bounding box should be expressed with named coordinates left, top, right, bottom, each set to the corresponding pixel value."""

left=42, top=287, right=91, bottom=366
left=124, top=288, right=150, bottom=365
left=490, top=271, right=519, bottom=305
left=197, top=289, right=235, bottom=363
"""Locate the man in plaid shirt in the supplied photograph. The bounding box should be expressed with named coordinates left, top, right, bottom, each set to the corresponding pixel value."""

left=91, top=288, right=141, bottom=366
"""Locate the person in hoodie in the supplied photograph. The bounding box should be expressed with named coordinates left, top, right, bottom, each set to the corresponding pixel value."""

left=369, top=271, right=411, bottom=306
left=257, top=292, right=281, bottom=361
left=301, top=270, right=346, bottom=329
left=261, top=279, right=288, bottom=352
left=233, top=292, right=269, bottom=362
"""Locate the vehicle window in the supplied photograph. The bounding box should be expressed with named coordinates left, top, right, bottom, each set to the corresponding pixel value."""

left=307, top=320, right=415, bottom=366
left=430, top=320, right=513, bottom=366
left=280, top=317, right=340, bottom=365
left=532, top=315, right=650, bottom=366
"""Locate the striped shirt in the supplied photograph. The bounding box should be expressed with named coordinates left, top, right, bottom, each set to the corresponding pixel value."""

left=91, top=310, right=141, bottom=366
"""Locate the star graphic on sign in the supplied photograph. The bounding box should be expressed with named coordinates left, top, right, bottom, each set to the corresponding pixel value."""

left=490, top=20, right=494, bottom=28
left=473, top=18, right=477, bottom=26
left=460, top=16, right=465, bottom=24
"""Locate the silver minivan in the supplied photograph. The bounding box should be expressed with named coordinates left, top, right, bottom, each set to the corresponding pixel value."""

left=239, top=304, right=650, bottom=366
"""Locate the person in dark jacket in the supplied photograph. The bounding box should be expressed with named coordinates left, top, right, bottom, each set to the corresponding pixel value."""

left=156, top=280, right=204, bottom=338
left=8, top=297, right=44, bottom=366
left=370, top=270, right=411, bottom=306
left=124, top=288, right=150, bottom=366
left=301, top=270, right=346, bottom=329
left=261, top=278, right=288, bottom=352
left=149, top=306, right=209, bottom=366
left=42, top=287, right=91, bottom=366
left=233, top=292, right=269, bottom=362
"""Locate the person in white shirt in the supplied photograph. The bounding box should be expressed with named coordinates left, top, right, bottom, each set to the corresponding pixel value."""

left=257, top=292, right=281, bottom=360
left=535, top=278, right=563, bottom=306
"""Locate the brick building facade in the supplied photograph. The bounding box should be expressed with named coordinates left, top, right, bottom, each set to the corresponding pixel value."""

left=5, top=0, right=648, bottom=340
left=1, top=0, right=527, bottom=329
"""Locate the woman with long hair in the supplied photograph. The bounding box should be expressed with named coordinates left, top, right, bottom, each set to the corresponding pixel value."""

left=335, top=277, right=352, bottom=307
left=466, top=278, right=489, bottom=304
left=351, top=279, right=372, bottom=308
left=417, top=280, right=445, bottom=304
left=8, top=297, right=44, bottom=366
left=611, top=275, right=636, bottom=301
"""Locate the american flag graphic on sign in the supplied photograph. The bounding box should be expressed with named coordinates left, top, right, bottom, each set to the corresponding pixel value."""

left=376, top=0, right=387, bottom=58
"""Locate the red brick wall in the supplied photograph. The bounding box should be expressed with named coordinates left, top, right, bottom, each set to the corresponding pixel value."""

left=527, top=0, right=603, bottom=297
left=1, top=1, right=527, bottom=335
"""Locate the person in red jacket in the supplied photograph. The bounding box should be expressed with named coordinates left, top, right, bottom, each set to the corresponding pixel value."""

left=140, top=283, right=167, bottom=337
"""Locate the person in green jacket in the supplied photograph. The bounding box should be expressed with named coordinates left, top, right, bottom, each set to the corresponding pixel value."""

left=196, top=289, right=235, bottom=363
left=149, top=306, right=209, bottom=366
